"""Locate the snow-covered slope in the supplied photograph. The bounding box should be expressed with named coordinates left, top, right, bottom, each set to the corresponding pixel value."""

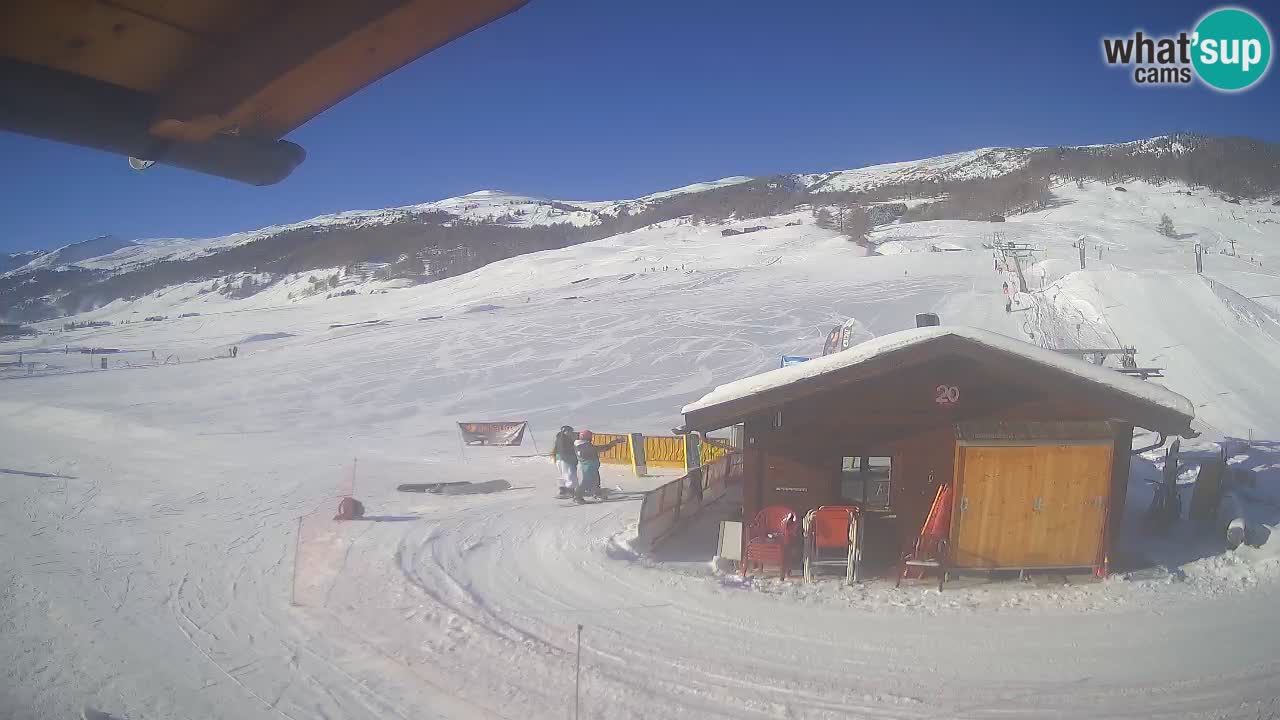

left=3, top=181, right=763, bottom=276
left=7, top=136, right=1242, bottom=282
left=5, top=165, right=1280, bottom=720
left=11, top=234, right=137, bottom=272
left=0, top=143, right=1054, bottom=276
left=799, top=147, right=1033, bottom=193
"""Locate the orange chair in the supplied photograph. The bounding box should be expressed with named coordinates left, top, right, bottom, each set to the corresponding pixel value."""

left=743, top=505, right=799, bottom=579
left=803, top=505, right=861, bottom=583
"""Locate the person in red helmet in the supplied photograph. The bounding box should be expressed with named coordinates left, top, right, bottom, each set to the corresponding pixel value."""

left=574, top=430, right=625, bottom=502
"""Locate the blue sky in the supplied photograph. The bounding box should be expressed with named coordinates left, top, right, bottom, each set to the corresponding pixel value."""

left=2, top=0, right=1277, bottom=252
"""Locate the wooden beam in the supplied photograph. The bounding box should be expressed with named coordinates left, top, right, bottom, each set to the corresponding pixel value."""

left=98, top=0, right=262, bottom=42
left=150, top=0, right=527, bottom=141
left=148, top=0, right=398, bottom=141
left=0, top=0, right=214, bottom=94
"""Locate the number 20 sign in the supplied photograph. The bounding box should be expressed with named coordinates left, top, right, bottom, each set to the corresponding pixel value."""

left=934, top=384, right=960, bottom=406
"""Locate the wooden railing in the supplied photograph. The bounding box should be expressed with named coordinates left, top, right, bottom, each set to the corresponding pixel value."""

left=636, top=452, right=743, bottom=549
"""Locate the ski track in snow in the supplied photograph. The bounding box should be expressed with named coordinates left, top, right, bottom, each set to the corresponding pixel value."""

left=3, top=184, right=1280, bottom=718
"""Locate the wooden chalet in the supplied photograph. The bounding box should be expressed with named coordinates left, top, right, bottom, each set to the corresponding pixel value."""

left=680, top=325, right=1196, bottom=576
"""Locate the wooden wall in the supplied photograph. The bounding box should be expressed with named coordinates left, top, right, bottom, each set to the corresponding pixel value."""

left=736, top=352, right=1144, bottom=565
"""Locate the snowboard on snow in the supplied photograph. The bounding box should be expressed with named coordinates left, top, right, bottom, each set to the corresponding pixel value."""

left=83, top=709, right=124, bottom=720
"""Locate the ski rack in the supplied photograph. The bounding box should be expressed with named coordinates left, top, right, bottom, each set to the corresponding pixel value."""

left=1051, top=348, right=1163, bottom=379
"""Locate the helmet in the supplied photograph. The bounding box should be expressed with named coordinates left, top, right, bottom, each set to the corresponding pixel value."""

left=560, top=425, right=574, bottom=434
left=578, top=430, right=593, bottom=440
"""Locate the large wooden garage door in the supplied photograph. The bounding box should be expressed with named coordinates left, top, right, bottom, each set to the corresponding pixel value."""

left=951, top=444, right=1113, bottom=569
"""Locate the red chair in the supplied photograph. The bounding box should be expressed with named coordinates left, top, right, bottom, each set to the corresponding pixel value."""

left=743, top=505, right=799, bottom=579
left=803, top=505, right=861, bottom=583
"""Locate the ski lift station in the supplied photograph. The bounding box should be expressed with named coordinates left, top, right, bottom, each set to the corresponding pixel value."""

left=679, top=321, right=1196, bottom=581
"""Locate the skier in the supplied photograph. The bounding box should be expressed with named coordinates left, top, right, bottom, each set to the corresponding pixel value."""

left=552, top=426, right=579, bottom=498
left=574, top=430, right=626, bottom=502
left=1002, top=281, right=1012, bottom=313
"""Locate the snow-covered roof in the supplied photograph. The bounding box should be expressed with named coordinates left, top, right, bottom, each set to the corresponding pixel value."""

left=682, top=326, right=1195, bottom=431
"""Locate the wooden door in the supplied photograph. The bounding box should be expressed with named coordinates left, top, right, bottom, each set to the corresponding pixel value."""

left=951, top=444, right=1112, bottom=569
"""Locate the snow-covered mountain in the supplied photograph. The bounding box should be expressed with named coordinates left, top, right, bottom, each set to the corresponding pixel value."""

left=4, top=133, right=1278, bottom=325
left=0, top=147, right=1044, bottom=277
left=4, top=234, right=137, bottom=274
left=798, top=147, right=1034, bottom=193
left=1, top=183, right=755, bottom=278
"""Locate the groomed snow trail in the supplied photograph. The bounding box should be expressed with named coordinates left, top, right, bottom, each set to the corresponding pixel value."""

left=6, top=414, right=1279, bottom=720
left=3, top=187, right=1280, bottom=718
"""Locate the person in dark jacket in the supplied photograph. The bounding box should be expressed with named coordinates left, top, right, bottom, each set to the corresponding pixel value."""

left=552, top=426, right=579, bottom=498
left=574, top=430, right=626, bottom=501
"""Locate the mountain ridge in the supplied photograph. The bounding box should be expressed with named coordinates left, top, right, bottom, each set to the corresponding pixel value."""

left=4, top=132, right=1279, bottom=323
left=0, top=143, right=1099, bottom=269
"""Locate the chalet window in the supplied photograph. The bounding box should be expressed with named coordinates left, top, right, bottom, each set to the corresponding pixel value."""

left=840, top=456, right=892, bottom=510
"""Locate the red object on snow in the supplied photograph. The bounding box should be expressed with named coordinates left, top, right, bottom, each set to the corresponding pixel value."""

left=743, top=505, right=799, bottom=579
left=334, top=496, right=363, bottom=521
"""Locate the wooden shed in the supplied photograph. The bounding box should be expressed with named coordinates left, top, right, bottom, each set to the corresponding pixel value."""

left=680, top=326, right=1196, bottom=576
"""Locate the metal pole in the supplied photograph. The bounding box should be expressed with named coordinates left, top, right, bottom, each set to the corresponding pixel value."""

left=290, top=516, right=303, bottom=606
left=528, top=423, right=542, bottom=456
left=575, top=624, right=583, bottom=720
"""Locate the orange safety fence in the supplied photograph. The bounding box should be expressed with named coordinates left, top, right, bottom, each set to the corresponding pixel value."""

left=592, top=433, right=633, bottom=464
left=699, top=436, right=734, bottom=465
left=644, top=435, right=687, bottom=469
left=582, top=432, right=738, bottom=471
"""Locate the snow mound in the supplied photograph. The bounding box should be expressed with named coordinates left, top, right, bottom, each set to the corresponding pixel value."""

left=438, top=479, right=512, bottom=495
left=238, top=332, right=294, bottom=343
